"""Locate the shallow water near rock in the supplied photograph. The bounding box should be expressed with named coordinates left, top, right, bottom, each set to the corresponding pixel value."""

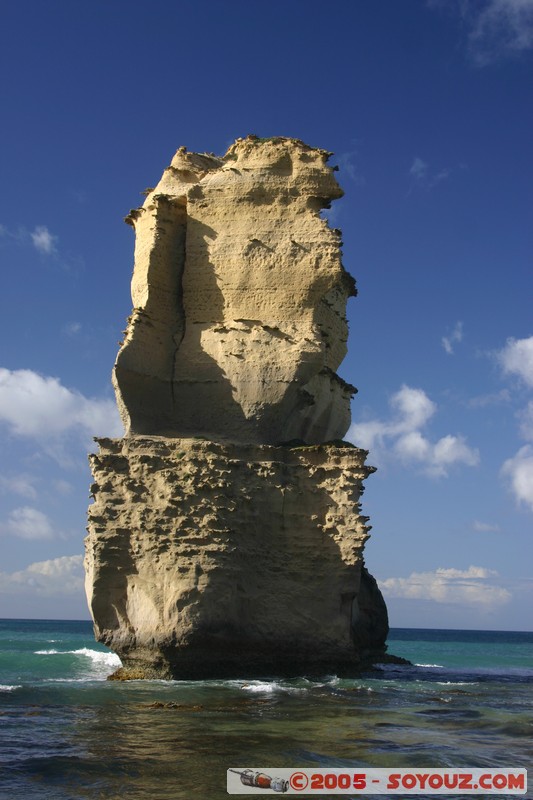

left=0, top=620, right=531, bottom=799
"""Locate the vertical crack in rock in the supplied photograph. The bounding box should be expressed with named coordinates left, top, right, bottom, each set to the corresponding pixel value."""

left=114, top=138, right=356, bottom=444
left=85, top=136, right=392, bottom=679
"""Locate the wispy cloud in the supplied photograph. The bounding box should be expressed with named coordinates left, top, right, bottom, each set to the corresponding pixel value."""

left=468, top=0, right=533, bottom=65
left=336, top=151, right=365, bottom=186
left=0, top=507, right=55, bottom=540
left=31, top=225, right=57, bottom=255
left=70, top=189, right=88, bottom=204
left=1, top=222, right=59, bottom=256
left=472, top=519, right=501, bottom=532
left=429, top=0, right=533, bottom=65
left=0, top=223, right=28, bottom=245
left=468, top=388, right=511, bottom=408
left=0, top=222, right=83, bottom=272
left=442, top=321, right=464, bottom=355
left=381, top=565, right=511, bottom=607
left=53, top=479, right=74, bottom=495
left=408, top=157, right=450, bottom=193
left=0, top=555, right=84, bottom=596
left=518, top=400, right=533, bottom=441
left=408, top=157, right=450, bottom=196
left=62, top=322, right=82, bottom=337
left=410, top=157, right=428, bottom=180
left=348, top=385, right=479, bottom=477
left=0, top=473, right=38, bottom=500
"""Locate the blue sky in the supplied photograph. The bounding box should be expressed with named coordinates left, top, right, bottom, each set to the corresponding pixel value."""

left=0, top=0, right=531, bottom=629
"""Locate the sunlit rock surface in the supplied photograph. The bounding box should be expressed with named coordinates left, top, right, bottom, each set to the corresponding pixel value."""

left=85, top=136, right=391, bottom=679
left=113, top=137, right=355, bottom=445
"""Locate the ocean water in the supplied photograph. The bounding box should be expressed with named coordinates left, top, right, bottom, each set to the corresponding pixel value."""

left=0, top=620, right=531, bottom=799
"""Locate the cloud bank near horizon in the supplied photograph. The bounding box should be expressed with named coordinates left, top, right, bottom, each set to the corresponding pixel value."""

left=381, top=565, right=511, bottom=608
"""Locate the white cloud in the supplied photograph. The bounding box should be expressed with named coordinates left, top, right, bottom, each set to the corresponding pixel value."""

left=0, top=555, right=84, bottom=596
left=349, top=384, right=479, bottom=477
left=432, top=434, right=479, bottom=469
left=0, top=507, right=55, bottom=540
left=473, top=520, right=501, bottom=532
left=0, top=222, right=60, bottom=257
left=391, top=385, right=436, bottom=430
left=497, top=335, right=533, bottom=388
left=31, top=225, right=57, bottom=255
left=495, top=336, right=533, bottom=513
left=396, top=433, right=478, bottom=477
left=502, top=445, right=533, bottom=511
left=468, top=0, right=533, bottom=65
left=381, top=565, right=511, bottom=607
left=0, top=473, right=38, bottom=500
left=0, top=368, right=122, bottom=445
left=442, top=321, right=464, bottom=354
left=394, top=430, right=431, bottom=461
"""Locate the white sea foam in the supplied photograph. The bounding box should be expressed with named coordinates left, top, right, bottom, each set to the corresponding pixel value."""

left=34, top=646, right=121, bottom=680
left=238, top=680, right=309, bottom=695
left=70, top=648, right=122, bottom=667
left=0, top=684, right=22, bottom=691
left=415, top=663, right=444, bottom=668
left=35, top=647, right=120, bottom=667
left=239, top=681, right=282, bottom=693
left=436, top=681, right=471, bottom=686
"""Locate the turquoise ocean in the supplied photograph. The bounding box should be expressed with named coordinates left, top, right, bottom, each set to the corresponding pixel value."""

left=0, top=620, right=531, bottom=799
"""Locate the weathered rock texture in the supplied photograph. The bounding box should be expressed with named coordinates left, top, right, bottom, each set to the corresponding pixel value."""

left=86, top=437, right=384, bottom=678
left=114, top=136, right=355, bottom=444
left=85, top=136, right=390, bottom=679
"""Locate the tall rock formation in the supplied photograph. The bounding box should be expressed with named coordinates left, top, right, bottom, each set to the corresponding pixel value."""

left=85, top=136, right=390, bottom=679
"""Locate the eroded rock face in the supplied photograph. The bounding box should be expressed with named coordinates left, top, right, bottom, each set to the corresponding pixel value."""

left=85, top=437, right=378, bottom=678
left=113, top=137, right=355, bottom=445
left=85, top=136, right=390, bottom=679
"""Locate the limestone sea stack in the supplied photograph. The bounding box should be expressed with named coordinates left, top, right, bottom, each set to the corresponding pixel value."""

left=85, top=136, right=390, bottom=679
